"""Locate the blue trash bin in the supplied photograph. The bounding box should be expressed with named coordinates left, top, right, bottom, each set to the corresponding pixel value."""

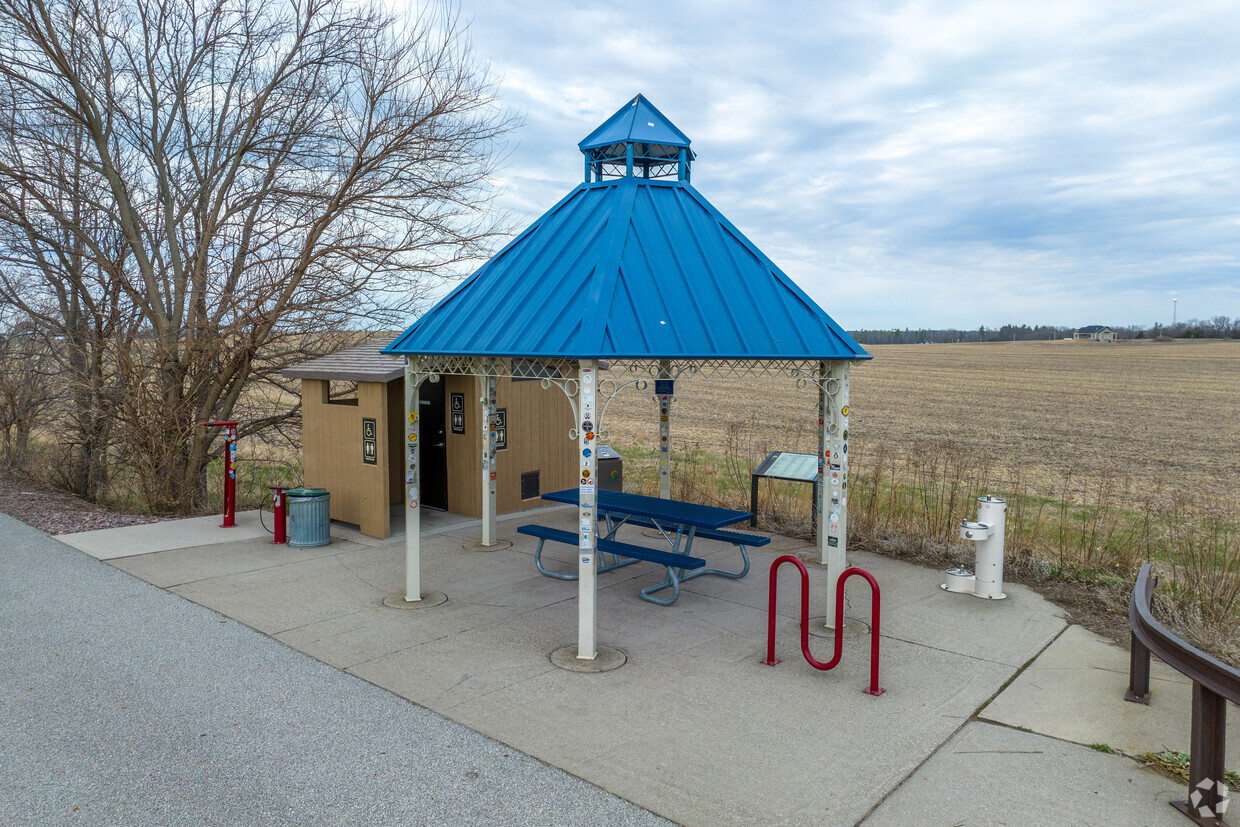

left=287, top=488, right=331, bottom=547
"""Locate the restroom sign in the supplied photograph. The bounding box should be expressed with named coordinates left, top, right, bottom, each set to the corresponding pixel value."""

left=362, top=418, right=377, bottom=465
left=450, top=393, right=465, bottom=434
left=494, top=409, right=507, bottom=451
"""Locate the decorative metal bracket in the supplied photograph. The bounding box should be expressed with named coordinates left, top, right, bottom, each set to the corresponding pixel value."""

left=596, top=377, right=648, bottom=441
left=403, top=357, right=440, bottom=389
left=541, top=376, right=581, bottom=439
left=794, top=365, right=842, bottom=429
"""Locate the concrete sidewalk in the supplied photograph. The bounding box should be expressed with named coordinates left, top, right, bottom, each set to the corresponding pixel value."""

left=0, top=511, right=666, bottom=826
left=89, top=505, right=1234, bottom=825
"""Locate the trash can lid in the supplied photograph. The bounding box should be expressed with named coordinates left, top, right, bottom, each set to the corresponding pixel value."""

left=287, top=487, right=329, bottom=497
left=596, top=445, right=621, bottom=460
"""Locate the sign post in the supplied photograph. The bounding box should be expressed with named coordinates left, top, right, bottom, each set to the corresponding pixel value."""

left=480, top=372, right=498, bottom=546
left=404, top=360, right=423, bottom=602
left=578, top=360, right=599, bottom=659
left=819, top=360, right=850, bottom=628
left=656, top=359, right=673, bottom=499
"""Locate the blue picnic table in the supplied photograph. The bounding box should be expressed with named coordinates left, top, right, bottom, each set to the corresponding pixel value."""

left=517, top=489, right=770, bottom=605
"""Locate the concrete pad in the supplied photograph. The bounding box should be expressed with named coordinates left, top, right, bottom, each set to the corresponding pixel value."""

left=339, top=567, right=1017, bottom=825
left=109, top=508, right=1082, bottom=825
left=837, top=550, right=1068, bottom=668
left=981, top=623, right=1240, bottom=757
left=659, top=545, right=1067, bottom=669
left=169, top=543, right=388, bottom=635
left=864, top=721, right=1186, bottom=825
left=108, top=536, right=343, bottom=588
left=425, top=629, right=1008, bottom=826
left=58, top=510, right=271, bottom=558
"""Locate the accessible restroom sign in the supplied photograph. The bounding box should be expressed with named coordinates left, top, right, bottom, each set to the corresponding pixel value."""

left=362, top=418, right=377, bottom=465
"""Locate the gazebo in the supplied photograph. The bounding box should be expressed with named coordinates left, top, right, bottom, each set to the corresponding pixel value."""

left=384, top=94, right=870, bottom=661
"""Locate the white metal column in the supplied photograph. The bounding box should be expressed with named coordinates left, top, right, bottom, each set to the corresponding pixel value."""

left=819, top=360, right=850, bottom=626
left=657, top=359, right=672, bottom=499
left=480, top=372, right=498, bottom=546
left=577, top=360, right=599, bottom=659
left=404, top=359, right=423, bottom=602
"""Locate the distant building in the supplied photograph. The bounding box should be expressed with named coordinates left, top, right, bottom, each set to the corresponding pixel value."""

left=1074, top=325, right=1115, bottom=343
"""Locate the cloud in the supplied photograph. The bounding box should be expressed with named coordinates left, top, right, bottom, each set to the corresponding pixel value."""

left=456, top=0, right=1240, bottom=328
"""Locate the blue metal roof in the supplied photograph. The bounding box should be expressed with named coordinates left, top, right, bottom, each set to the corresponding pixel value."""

left=578, top=94, right=693, bottom=154
left=384, top=176, right=870, bottom=361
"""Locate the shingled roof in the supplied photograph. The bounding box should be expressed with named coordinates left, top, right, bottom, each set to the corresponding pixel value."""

left=282, top=338, right=401, bottom=383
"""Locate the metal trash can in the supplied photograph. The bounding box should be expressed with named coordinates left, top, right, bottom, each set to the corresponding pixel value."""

left=287, top=488, right=331, bottom=547
left=597, top=446, right=622, bottom=491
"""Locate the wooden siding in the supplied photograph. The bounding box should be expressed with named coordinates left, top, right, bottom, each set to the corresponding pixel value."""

left=300, top=373, right=577, bottom=534
left=444, top=375, right=479, bottom=517
left=386, top=379, right=404, bottom=504
left=443, top=375, right=577, bottom=518
left=301, top=378, right=392, bottom=538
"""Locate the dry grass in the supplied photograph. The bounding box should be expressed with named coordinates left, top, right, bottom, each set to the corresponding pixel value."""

left=605, top=339, right=1240, bottom=508
left=601, top=339, right=1240, bottom=661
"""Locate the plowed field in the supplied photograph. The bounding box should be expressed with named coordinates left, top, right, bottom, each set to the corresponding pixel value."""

left=604, top=339, right=1240, bottom=507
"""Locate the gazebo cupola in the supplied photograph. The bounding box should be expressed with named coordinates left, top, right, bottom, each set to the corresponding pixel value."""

left=578, top=93, right=695, bottom=182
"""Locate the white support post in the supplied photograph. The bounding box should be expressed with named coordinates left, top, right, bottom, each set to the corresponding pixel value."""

left=404, top=359, right=423, bottom=602
left=657, top=359, right=672, bottom=499
left=480, top=372, right=498, bottom=546
left=819, top=360, right=851, bottom=627
left=577, top=360, right=599, bottom=659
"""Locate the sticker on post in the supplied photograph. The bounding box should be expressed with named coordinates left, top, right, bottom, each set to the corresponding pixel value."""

left=827, top=536, right=839, bottom=547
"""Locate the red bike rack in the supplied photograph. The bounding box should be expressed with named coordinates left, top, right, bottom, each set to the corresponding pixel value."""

left=762, top=554, right=884, bottom=696
left=202, top=421, right=239, bottom=528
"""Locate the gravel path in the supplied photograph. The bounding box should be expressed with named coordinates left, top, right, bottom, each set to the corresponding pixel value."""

left=0, top=511, right=667, bottom=826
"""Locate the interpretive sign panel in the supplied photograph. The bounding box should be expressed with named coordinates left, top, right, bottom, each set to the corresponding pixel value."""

left=750, top=451, right=820, bottom=530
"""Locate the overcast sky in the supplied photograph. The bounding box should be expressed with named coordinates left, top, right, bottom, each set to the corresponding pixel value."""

left=452, top=0, right=1239, bottom=330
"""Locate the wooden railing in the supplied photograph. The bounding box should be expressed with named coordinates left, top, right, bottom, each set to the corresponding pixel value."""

left=1127, top=563, right=1239, bottom=823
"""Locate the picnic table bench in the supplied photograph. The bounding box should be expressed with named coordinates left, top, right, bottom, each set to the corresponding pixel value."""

left=519, top=489, right=769, bottom=605
left=516, top=524, right=706, bottom=605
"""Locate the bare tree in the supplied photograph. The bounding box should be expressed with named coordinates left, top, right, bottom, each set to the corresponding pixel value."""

left=0, top=85, right=136, bottom=497
left=0, top=0, right=512, bottom=511
left=0, top=307, right=61, bottom=468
